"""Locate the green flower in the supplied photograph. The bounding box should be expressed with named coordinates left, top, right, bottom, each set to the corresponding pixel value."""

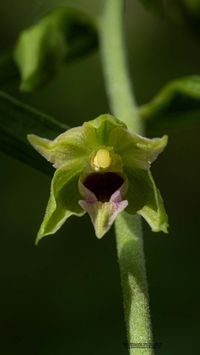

left=28, top=114, right=168, bottom=243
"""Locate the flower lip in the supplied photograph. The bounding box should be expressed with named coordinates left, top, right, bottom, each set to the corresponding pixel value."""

left=83, top=172, right=124, bottom=202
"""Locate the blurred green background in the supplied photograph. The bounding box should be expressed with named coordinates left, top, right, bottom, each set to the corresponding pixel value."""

left=0, top=0, right=200, bottom=354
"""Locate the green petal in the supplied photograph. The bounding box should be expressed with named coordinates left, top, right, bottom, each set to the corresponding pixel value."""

left=126, top=168, right=168, bottom=233
left=109, top=126, right=168, bottom=169
left=83, top=114, right=127, bottom=146
left=27, top=126, right=89, bottom=169
left=36, top=163, right=84, bottom=244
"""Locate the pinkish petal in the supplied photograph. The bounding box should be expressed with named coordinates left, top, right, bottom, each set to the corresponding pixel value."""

left=79, top=187, right=128, bottom=239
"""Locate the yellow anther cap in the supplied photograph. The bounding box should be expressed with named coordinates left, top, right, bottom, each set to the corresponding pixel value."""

left=93, top=149, right=112, bottom=169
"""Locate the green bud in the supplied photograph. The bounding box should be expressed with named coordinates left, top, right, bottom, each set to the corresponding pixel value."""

left=14, top=7, right=97, bottom=91
left=28, top=114, right=168, bottom=244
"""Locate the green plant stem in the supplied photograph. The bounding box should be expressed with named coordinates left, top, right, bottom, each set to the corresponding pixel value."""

left=99, top=1, right=153, bottom=354
left=99, top=0, right=142, bottom=135
left=115, top=214, right=153, bottom=354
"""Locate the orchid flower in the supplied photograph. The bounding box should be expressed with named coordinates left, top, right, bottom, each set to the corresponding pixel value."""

left=28, top=114, right=168, bottom=243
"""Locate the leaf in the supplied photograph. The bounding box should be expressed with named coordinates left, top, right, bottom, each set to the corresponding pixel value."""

left=139, top=76, right=200, bottom=128
left=14, top=7, right=98, bottom=91
left=0, top=91, right=68, bottom=174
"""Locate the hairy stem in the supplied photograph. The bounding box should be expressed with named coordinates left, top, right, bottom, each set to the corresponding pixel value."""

left=99, top=0, right=142, bottom=134
left=99, top=0, right=153, bottom=354
left=115, top=214, right=153, bottom=354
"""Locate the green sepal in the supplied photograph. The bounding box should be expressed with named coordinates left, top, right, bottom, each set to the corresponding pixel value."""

left=82, top=113, right=127, bottom=147
left=84, top=113, right=126, bottom=131
left=14, top=7, right=98, bottom=91
left=36, top=162, right=85, bottom=245
left=140, top=76, right=200, bottom=128
left=28, top=126, right=89, bottom=169
left=138, top=170, right=168, bottom=233
left=126, top=168, right=168, bottom=233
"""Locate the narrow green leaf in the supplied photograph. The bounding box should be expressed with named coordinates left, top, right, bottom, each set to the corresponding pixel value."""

left=139, top=76, right=200, bottom=128
left=0, top=91, right=68, bottom=174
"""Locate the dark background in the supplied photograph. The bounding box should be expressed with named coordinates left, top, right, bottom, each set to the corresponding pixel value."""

left=0, top=0, right=200, bottom=354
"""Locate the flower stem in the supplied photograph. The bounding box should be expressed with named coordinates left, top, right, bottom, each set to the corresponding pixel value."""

left=115, top=214, right=153, bottom=355
left=99, top=1, right=154, bottom=354
left=99, top=0, right=143, bottom=134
